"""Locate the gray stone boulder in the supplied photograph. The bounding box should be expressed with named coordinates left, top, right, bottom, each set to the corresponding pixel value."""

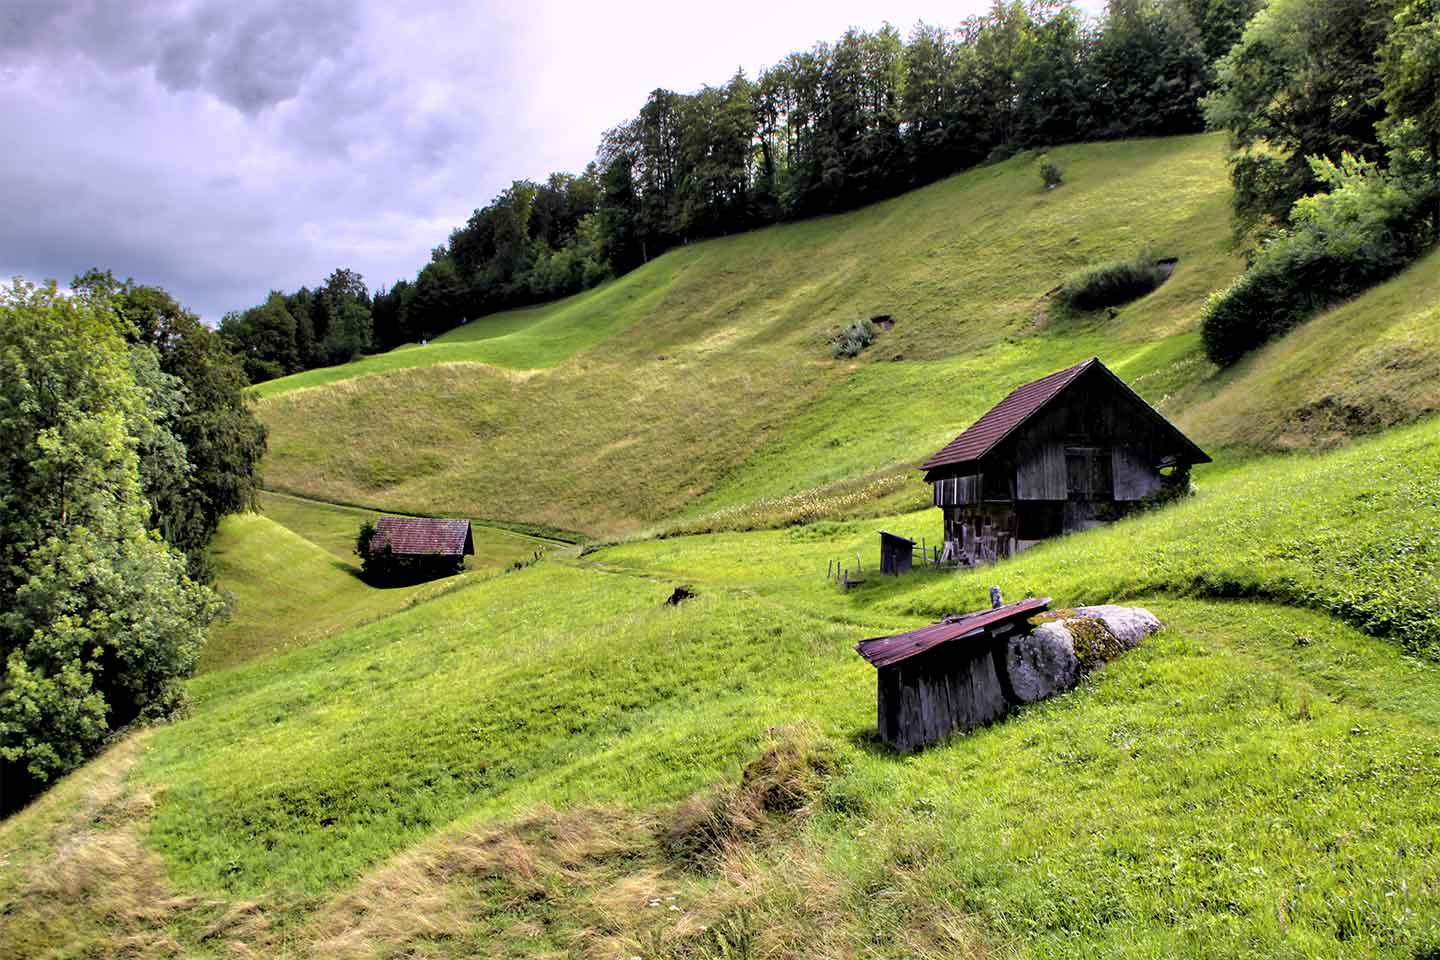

left=1002, top=606, right=1162, bottom=706
left=1004, top=621, right=1080, bottom=704
left=1070, top=605, right=1162, bottom=650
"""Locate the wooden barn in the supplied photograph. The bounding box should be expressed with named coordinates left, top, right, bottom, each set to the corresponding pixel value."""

left=855, top=597, right=1051, bottom=752
left=370, top=516, right=474, bottom=574
left=922, top=358, right=1210, bottom=564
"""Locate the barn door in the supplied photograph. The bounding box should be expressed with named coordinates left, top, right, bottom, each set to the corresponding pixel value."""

left=1064, top=446, right=1113, bottom=501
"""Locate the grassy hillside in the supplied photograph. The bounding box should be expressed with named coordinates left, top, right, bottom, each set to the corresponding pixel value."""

left=1179, top=244, right=1440, bottom=449
left=203, top=493, right=556, bottom=671
left=255, top=135, right=1241, bottom=538
left=8, top=132, right=1440, bottom=959
left=5, top=420, right=1440, bottom=957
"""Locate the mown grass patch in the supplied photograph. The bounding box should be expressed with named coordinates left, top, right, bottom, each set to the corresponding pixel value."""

left=204, top=512, right=482, bottom=672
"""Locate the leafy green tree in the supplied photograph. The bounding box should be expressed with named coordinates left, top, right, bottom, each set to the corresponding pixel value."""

left=0, top=280, right=221, bottom=812
left=410, top=257, right=464, bottom=339
left=218, top=292, right=302, bottom=382
left=1380, top=0, right=1440, bottom=226
left=1088, top=0, right=1209, bottom=138
left=1203, top=0, right=1398, bottom=234
left=72, top=271, right=267, bottom=579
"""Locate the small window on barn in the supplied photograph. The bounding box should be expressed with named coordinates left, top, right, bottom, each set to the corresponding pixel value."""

left=1065, top=447, right=1113, bottom=500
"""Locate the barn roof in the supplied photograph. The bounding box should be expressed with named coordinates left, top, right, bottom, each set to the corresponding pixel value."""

left=855, top=597, right=1051, bottom=669
left=921, top=357, right=1210, bottom=473
left=371, top=516, right=474, bottom=557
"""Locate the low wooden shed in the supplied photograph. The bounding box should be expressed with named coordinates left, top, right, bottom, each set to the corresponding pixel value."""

left=370, top=516, right=474, bottom=573
left=878, top=530, right=915, bottom=576
left=922, top=358, right=1210, bottom=564
left=855, top=597, right=1050, bottom=752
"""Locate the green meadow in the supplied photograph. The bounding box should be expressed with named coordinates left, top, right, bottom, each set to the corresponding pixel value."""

left=5, top=133, right=1440, bottom=958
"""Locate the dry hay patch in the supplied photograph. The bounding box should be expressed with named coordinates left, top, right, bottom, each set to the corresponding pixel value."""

left=0, top=734, right=273, bottom=959
left=306, top=724, right=986, bottom=960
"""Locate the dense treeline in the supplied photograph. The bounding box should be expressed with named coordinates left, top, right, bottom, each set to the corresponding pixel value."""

left=1201, top=0, right=1440, bottom=364
left=74, top=271, right=268, bottom=578
left=227, top=0, right=1260, bottom=375
left=0, top=275, right=268, bottom=812
left=217, top=268, right=374, bottom=383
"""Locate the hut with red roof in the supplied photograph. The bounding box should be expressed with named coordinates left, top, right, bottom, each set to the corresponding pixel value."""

left=363, top=516, right=474, bottom=580
left=922, top=358, right=1209, bottom=565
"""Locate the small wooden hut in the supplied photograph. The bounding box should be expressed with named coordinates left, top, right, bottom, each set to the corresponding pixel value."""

left=370, top=516, right=474, bottom=576
left=878, top=530, right=915, bottom=576
left=922, top=358, right=1209, bottom=564
left=856, top=597, right=1051, bottom=752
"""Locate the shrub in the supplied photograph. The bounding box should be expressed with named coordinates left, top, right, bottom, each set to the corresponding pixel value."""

left=1203, top=154, right=1433, bottom=366
left=1039, top=155, right=1064, bottom=189
left=828, top=318, right=877, bottom=358
left=1056, top=252, right=1169, bottom=311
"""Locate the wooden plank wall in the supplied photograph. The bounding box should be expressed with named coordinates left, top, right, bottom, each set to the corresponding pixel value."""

left=1015, top=442, right=1066, bottom=500
left=877, top=640, right=1010, bottom=752
left=1112, top=447, right=1163, bottom=500
left=933, top=474, right=982, bottom=507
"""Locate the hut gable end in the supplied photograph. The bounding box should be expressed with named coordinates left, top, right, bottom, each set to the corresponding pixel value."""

left=922, top=358, right=1210, bottom=483
left=920, top=359, right=1210, bottom=564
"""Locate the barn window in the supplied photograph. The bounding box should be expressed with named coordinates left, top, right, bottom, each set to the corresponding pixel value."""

left=1065, top=447, right=1113, bottom=500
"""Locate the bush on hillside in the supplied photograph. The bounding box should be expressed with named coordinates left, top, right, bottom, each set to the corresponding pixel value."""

left=1039, top=156, right=1064, bottom=189
left=828, top=318, right=878, bottom=358
left=1203, top=154, right=1433, bottom=366
left=1056, top=252, right=1169, bottom=311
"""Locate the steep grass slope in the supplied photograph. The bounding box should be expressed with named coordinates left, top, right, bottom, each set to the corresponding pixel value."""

left=5, top=419, right=1440, bottom=957
left=1179, top=244, right=1440, bottom=449
left=255, top=135, right=1241, bottom=537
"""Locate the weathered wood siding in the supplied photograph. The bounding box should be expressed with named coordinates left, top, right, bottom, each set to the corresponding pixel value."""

left=933, top=474, right=981, bottom=507
left=1112, top=447, right=1163, bottom=501
left=1015, top=442, right=1066, bottom=500
left=876, top=639, right=1010, bottom=752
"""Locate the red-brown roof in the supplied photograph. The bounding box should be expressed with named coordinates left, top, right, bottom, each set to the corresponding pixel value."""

left=371, top=516, right=474, bottom=557
left=922, top=360, right=1094, bottom=471
left=855, top=597, right=1051, bottom=669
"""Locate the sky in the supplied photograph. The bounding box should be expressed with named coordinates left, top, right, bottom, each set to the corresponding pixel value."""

left=1, top=0, right=1102, bottom=322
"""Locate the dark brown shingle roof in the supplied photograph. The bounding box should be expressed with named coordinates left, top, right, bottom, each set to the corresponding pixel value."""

left=371, top=516, right=474, bottom=557
left=855, top=597, right=1051, bottom=669
left=922, top=359, right=1094, bottom=471
left=921, top=358, right=1211, bottom=473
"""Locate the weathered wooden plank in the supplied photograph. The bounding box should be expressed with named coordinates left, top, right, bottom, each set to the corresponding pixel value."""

left=1112, top=447, right=1163, bottom=501
left=1015, top=442, right=1066, bottom=500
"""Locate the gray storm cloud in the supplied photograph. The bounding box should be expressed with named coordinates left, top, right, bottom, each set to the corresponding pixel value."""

left=0, top=0, right=1007, bottom=321
left=1, top=0, right=361, bottom=115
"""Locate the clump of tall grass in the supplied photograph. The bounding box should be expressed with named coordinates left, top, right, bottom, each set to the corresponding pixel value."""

left=1056, top=251, right=1169, bottom=311
left=828, top=318, right=877, bottom=358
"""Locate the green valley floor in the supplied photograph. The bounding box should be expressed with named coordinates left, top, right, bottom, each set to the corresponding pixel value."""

left=3, top=418, right=1439, bottom=958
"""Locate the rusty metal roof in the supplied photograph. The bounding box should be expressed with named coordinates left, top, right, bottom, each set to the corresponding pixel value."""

left=371, top=516, right=475, bottom=557
left=855, top=597, right=1051, bottom=669
left=922, top=359, right=1094, bottom=471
